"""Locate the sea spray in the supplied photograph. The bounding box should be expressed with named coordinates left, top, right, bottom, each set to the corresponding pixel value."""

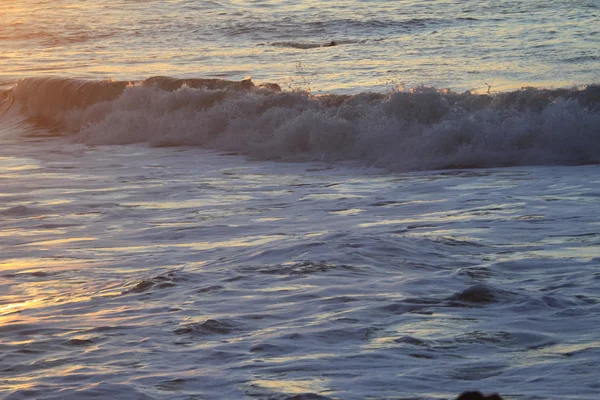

left=3, top=77, right=600, bottom=171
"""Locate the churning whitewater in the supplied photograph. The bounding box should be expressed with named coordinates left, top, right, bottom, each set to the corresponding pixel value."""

left=3, top=77, right=600, bottom=171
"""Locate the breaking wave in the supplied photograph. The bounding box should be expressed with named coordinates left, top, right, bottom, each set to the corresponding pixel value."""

left=2, top=76, right=600, bottom=171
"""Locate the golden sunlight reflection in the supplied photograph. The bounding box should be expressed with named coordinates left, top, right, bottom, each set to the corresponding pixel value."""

left=90, top=234, right=285, bottom=253
left=358, top=206, right=519, bottom=228
left=0, top=298, right=43, bottom=316
left=0, top=156, right=40, bottom=171
left=122, top=195, right=254, bottom=210
left=0, top=257, right=94, bottom=273
left=251, top=377, right=329, bottom=395
left=363, top=318, right=459, bottom=352
left=529, top=246, right=600, bottom=261
left=18, top=237, right=96, bottom=248
left=304, top=231, right=329, bottom=238
left=536, top=341, right=600, bottom=357
left=0, top=228, right=65, bottom=238
left=329, top=208, right=364, bottom=216
left=260, top=352, right=337, bottom=365
left=301, top=193, right=364, bottom=201
left=0, top=379, right=37, bottom=396
left=254, top=284, right=316, bottom=293
left=512, top=340, right=600, bottom=368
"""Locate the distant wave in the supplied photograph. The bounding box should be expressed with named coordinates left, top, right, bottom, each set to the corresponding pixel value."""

left=271, top=40, right=360, bottom=49
left=220, top=16, right=474, bottom=40
left=0, top=26, right=115, bottom=47
left=2, top=76, right=599, bottom=171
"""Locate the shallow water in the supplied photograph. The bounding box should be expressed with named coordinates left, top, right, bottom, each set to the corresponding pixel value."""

left=1, top=136, right=600, bottom=399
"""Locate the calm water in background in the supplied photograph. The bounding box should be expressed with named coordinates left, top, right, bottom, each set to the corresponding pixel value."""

left=1, top=0, right=599, bottom=92
left=1, top=1, right=600, bottom=399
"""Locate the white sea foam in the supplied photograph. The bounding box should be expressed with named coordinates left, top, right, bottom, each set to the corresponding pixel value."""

left=4, top=78, right=600, bottom=171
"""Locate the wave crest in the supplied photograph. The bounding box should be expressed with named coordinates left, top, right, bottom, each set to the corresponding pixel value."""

left=3, top=76, right=600, bottom=171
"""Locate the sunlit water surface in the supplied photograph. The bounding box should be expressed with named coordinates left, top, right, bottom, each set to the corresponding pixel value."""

left=1, top=0, right=600, bottom=399
left=1, top=0, right=599, bottom=92
left=1, top=137, right=599, bottom=399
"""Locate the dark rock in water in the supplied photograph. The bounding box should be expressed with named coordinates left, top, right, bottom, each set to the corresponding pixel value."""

left=456, top=391, right=503, bottom=400
left=449, top=284, right=508, bottom=304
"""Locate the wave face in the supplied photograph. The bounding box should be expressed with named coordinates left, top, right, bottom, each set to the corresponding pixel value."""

left=3, top=77, right=600, bottom=171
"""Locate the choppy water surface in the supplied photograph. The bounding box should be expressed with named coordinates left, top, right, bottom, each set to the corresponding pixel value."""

left=1, top=138, right=600, bottom=399
left=1, top=0, right=600, bottom=399
left=1, top=0, right=599, bottom=92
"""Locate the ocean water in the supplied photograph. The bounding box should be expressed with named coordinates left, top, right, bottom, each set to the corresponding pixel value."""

left=1, top=0, right=599, bottom=92
left=1, top=1, right=600, bottom=399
